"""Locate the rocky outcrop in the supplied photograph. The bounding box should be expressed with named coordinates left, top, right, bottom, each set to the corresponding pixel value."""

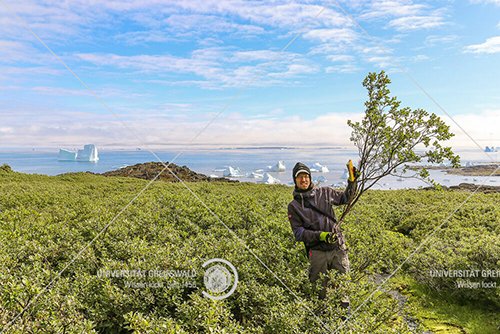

left=412, top=164, right=500, bottom=176
left=100, top=161, right=238, bottom=183
left=442, top=164, right=500, bottom=176
left=422, top=183, right=500, bottom=194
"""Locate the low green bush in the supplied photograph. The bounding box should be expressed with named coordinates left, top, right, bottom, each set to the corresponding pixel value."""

left=0, top=168, right=498, bottom=332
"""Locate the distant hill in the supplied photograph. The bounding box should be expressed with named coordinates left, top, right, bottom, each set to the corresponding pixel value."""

left=99, top=161, right=238, bottom=183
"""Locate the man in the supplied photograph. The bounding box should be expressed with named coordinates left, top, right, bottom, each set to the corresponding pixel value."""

left=288, top=162, right=358, bottom=304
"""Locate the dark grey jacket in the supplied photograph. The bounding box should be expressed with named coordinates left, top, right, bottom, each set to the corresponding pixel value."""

left=288, top=183, right=355, bottom=251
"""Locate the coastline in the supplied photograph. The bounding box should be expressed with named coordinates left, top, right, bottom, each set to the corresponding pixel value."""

left=411, top=164, right=500, bottom=177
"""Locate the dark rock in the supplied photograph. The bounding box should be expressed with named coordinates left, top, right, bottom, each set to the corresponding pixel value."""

left=421, top=182, right=500, bottom=193
left=99, top=161, right=238, bottom=183
left=411, top=164, right=500, bottom=176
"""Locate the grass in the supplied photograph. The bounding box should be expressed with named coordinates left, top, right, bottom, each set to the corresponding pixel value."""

left=392, top=275, right=500, bottom=334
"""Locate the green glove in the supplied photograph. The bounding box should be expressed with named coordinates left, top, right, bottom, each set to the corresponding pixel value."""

left=319, top=232, right=337, bottom=244
left=352, top=166, right=361, bottom=180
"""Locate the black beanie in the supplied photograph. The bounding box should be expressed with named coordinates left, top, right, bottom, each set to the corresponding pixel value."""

left=292, top=162, right=312, bottom=191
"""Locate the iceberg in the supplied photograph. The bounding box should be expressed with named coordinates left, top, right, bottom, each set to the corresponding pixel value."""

left=265, top=160, right=286, bottom=172
left=258, top=173, right=281, bottom=184
left=76, top=144, right=99, bottom=162
left=310, top=163, right=329, bottom=173
left=466, top=161, right=475, bottom=167
left=312, top=175, right=327, bottom=183
left=58, top=149, right=77, bottom=161
left=223, top=166, right=243, bottom=177
left=485, top=146, right=498, bottom=152
left=246, top=172, right=264, bottom=178
left=340, top=169, right=349, bottom=179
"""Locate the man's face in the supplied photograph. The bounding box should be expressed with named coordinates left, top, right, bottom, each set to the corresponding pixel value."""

left=295, top=172, right=310, bottom=190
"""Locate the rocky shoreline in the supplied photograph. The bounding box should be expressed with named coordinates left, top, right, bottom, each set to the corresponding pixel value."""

left=412, top=164, right=500, bottom=176
left=99, top=161, right=238, bottom=183
left=422, top=182, right=500, bottom=194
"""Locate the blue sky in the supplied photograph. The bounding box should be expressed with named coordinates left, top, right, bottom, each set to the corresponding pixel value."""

left=1, top=0, right=499, bottom=149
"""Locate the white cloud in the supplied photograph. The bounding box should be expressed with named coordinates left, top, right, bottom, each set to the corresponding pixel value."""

left=357, top=0, right=429, bottom=21
left=229, top=50, right=276, bottom=62
left=366, top=56, right=395, bottom=68
left=75, top=47, right=315, bottom=88
left=463, top=36, right=500, bottom=54
left=0, top=109, right=361, bottom=148
left=4, top=108, right=495, bottom=149
left=425, top=35, right=459, bottom=46
left=117, top=14, right=266, bottom=45
left=409, top=54, right=429, bottom=61
left=31, top=86, right=92, bottom=97
left=448, top=110, right=500, bottom=149
left=303, top=28, right=358, bottom=44
left=325, top=64, right=361, bottom=73
left=355, top=0, right=452, bottom=32
left=388, top=15, right=448, bottom=31
left=268, top=63, right=319, bottom=78
left=469, top=0, right=500, bottom=5
left=326, top=55, right=355, bottom=62
left=0, top=40, right=51, bottom=64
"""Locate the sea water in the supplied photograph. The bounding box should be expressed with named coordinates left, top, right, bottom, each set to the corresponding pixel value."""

left=0, top=148, right=498, bottom=190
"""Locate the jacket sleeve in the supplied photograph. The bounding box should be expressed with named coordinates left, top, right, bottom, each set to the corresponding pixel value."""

left=326, top=180, right=357, bottom=205
left=288, top=202, right=321, bottom=243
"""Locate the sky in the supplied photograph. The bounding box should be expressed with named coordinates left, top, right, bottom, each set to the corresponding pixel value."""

left=1, top=0, right=500, bottom=150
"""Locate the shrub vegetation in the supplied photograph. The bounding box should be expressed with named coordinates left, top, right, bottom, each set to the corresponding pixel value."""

left=1, top=166, right=499, bottom=333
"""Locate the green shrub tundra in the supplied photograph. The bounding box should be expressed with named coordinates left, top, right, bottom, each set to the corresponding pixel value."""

left=1, top=166, right=499, bottom=333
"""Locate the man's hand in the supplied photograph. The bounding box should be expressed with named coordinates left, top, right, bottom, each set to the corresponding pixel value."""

left=346, top=160, right=361, bottom=182
left=352, top=166, right=361, bottom=180
left=319, top=232, right=337, bottom=244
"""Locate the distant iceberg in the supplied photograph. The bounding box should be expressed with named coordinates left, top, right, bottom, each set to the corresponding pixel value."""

left=58, top=144, right=98, bottom=162
left=76, top=144, right=99, bottom=162
left=265, top=160, right=286, bottom=172
left=466, top=161, right=475, bottom=167
left=259, top=173, right=281, bottom=184
left=246, top=172, right=264, bottom=178
left=310, top=163, right=329, bottom=173
left=312, top=175, right=327, bottom=184
left=340, top=169, right=349, bottom=179
left=58, top=149, right=77, bottom=161
left=223, top=166, right=243, bottom=177
left=485, top=146, right=498, bottom=152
